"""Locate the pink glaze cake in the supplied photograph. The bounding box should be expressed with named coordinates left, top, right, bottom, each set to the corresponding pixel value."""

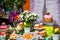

left=44, top=13, right=53, bottom=22
left=0, top=25, right=9, bottom=29
left=0, top=22, right=9, bottom=36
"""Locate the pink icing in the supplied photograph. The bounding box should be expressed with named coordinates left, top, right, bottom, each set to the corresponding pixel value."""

left=0, top=25, right=9, bottom=29
left=44, top=15, right=53, bottom=18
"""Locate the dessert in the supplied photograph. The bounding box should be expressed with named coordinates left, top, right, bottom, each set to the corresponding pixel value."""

left=34, top=24, right=40, bottom=29
left=9, top=31, right=18, bottom=40
left=0, top=22, right=9, bottom=36
left=22, top=33, right=34, bottom=39
left=15, top=22, right=24, bottom=31
left=39, top=23, right=44, bottom=28
left=19, top=22, right=24, bottom=27
left=34, top=23, right=44, bottom=30
left=44, top=12, right=53, bottom=22
left=37, top=30, right=47, bottom=37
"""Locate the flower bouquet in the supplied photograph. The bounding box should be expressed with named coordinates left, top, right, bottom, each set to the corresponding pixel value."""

left=20, top=10, right=38, bottom=33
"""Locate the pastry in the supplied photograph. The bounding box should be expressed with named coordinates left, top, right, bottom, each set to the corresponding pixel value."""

left=39, top=23, right=44, bottom=28
left=22, top=33, right=34, bottom=39
left=34, top=24, right=40, bottom=29
left=9, top=31, right=18, bottom=40
left=37, top=30, right=47, bottom=37
left=0, top=22, right=9, bottom=36
left=44, top=12, right=53, bottom=22
left=15, top=22, right=24, bottom=31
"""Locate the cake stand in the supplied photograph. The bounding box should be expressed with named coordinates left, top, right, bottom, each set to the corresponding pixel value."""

left=40, top=19, right=56, bottom=25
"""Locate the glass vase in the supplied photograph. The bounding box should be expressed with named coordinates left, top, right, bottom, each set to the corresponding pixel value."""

left=24, top=27, right=30, bottom=33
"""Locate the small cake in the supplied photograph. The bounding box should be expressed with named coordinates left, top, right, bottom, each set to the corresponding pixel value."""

left=34, top=24, right=39, bottom=29
left=0, top=22, right=9, bottom=36
left=39, top=23, right=44, bottom=28
left=44, top=12, right=53, bottom=22
left=19, top=22, right=24, bottom=27
left=15, top=22, right=24, bottom=31
left=9, top=31, right=18, bottom=40
left=22, top=33, right=34, bottom=39
left=34, top=23, right=44, bottom=30
left=37, top=30, right=47, bottom=37
left=0, top=22, right=9, bottom=29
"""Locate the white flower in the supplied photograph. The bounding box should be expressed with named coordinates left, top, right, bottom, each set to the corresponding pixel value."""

left=26, top=15, right=29, bottom=18
left=26, top=18, right=28, bottom=22
left=25, top=16, right=26, bottom=18
left=20, top=15, right=23, bottom=18
left=35, top=17, right=37, bottom=19
left=30, top=16, right=33, bottom=19
left=21, top=18, right=24, bottom=20
left=23, top=10, right=30, bottom=14
left=21, top=11, right=38, bottom=22
left=29, top=13, right=32, bottom=16
left=24, top=10, right=29, bottom=12
left=9, top=26, right=12, bottom=30
left=31, top=12, right=37, bottom=16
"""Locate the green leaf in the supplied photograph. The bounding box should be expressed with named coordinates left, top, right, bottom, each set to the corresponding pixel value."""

left=4, top=0, right=25, bottom=10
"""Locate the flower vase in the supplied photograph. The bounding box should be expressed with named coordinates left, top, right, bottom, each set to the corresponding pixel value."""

left=24, top=22, right=31, bottom=33
left=52, top=34, right=60, bottom=40
left=24, top=27, right=30, bottom=33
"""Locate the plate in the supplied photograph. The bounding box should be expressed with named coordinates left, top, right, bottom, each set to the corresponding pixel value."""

left=16, top=32, right=38, bottom=40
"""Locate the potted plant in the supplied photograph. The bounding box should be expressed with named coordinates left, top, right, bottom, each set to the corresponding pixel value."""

left=20, top=10, right=38, bottom=33
left=53, top=28, right=60, bottom=40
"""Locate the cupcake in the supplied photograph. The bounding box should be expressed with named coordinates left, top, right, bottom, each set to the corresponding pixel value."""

left=37, top=30, right=47, bottom=37
left=34, top=24, right=39, bottom=29
left=44, top=12, right=53, bottom=22
left=0, top=22, right=9, bottom=36
left=39, top=23, right=44, bottom=28
left=15, top=22, right=24, bottom=31
left=9, top=31, right=18, bottom=40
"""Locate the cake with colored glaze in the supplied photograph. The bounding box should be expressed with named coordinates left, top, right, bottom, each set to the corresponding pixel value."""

left=0, top=22, right=9, bottom=36
left=44, top=12, right=53, bottom=22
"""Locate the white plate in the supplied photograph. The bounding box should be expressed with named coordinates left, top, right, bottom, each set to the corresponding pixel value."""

left=16, top=32, right=38, bottom=40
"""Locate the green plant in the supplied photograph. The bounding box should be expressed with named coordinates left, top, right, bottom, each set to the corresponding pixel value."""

left=4, top=0, right=25, bottom=11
